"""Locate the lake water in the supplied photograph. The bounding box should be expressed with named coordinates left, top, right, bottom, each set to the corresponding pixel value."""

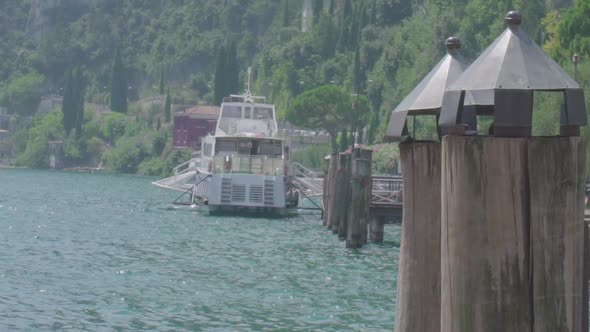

left=0, top=169, right=400, bottom=331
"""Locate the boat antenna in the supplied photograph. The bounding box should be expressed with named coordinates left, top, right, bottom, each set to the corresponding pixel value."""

left=246, top=67, right=252, bottom=95
left=230, top=66, right=266, bottom=103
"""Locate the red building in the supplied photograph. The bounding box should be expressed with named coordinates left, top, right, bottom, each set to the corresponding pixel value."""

left=173, top=105, right=220, bottom=148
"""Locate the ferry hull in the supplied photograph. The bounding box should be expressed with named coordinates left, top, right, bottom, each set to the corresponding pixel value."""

left=196, top=173, right=292, bottom=216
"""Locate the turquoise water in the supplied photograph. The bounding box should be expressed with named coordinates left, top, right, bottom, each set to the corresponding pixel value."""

left=0, top=169, right=400, bottom=331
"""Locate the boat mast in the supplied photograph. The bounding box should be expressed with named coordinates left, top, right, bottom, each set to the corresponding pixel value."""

left=230, top=67, right=265, bottom=103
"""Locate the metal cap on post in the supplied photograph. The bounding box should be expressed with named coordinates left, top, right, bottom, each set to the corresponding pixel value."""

left=439, top=11, right=587, bottom=137
left=385, top=37, right=489, bottom=141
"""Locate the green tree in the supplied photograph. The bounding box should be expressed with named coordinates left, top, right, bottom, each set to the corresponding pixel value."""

left=558, top=0, right=590, bottom=57
left=110, top=47, right=128, bottom=113
left=214, top=46, right=226, bottom=105
left=287, top=85, right=353, bottom=152
left=102, top=112, right=127, bottom=143
left=62, top=67, right=86, bottom=136
left=367, top=111, right=380, bottom=145
left=226, top=41, right=240, bottom=95
left=15, top=111, right=65, bottom=168
left=159, top=64, right=165, bottom=95
left=282, top=0, right=290, bottom=27
left=0, top=72, right=45, bottom=116
left=339, top=128, right=349, bottom=152
left=314, top=14, right=338, bottom=58
left=164, top=89, right=172, bottom=122
left=312, top=0, right=323, bottom=25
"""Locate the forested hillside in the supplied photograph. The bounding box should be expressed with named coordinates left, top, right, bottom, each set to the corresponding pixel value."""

left=1, top=0, right=590, bottom=173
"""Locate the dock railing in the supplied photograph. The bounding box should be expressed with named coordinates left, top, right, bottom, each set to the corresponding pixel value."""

left=371, top=175, right=403, bottom=207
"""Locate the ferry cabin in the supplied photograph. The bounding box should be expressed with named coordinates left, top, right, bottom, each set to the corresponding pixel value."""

left=196, top=100, right=291, bottom=213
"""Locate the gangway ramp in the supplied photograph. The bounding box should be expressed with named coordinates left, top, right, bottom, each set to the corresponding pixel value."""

left=290, top=162, right=324, bottom=197
left=152, top=158, right=200, bottom=192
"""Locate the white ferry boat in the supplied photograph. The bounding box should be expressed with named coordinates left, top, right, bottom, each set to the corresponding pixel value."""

left=191, top=73, right=298, bottom=215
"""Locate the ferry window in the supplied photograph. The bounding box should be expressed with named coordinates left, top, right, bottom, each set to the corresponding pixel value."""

left=258, top=142, right=282, bottom=155
left=222, top=105, right=241, bottom=118
left=238, top=141, right=254, bottom=154
left=244, top=106, right=251, bottom=119
left=216, top=141, right=237, bottom=152
left=253, top=107, right=273, bottom=120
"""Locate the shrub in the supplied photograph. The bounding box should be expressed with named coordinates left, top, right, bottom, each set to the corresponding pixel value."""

left=292, top=144, right=331, bottom=170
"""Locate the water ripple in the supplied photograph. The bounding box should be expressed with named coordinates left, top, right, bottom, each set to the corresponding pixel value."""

left=0, top=169, right=400, bottom=331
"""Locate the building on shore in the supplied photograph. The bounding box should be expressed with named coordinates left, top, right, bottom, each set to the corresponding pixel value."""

left=173, top=105, right=220, bottom=149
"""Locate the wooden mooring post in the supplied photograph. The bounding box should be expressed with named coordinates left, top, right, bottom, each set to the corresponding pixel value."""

left=529, top=137, right=586, bottom=332
left=441, top=137, right=531, bottom=331
left=332, top=153, right=351, bottom=234
left=584, top=218, right=589, bottom=332
left=346, top=155, right=371, bottom=249
left=369, top=215, right=385, bottom=242
left=394, top=141, right=441, bottom=332
left=322, top=148, right=375, bottom=248
left=440, top=136, right=587, bottom=332
left=324, top=153, right=338, bottom=227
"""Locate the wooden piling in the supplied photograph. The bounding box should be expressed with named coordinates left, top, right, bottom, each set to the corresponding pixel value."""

left=441, top=136, right=532, bottom=332
left=528, top=137, right=586, bottom=332
left=324, top=153, right=338, bottom=227
left=359, top=149, right=372, bottom=245
left=346, top=156, right=371, bottom=249
left=338, top=154, right=352, bottom=239
left=369, top=215, right=384, bottom=242
left=332, top=154, right=350, bottom=234
left=322, top=158, right=330, bottom=225
left=584, top=219, right=589, bottom=332
left=394, top=141, right=441, bottom=332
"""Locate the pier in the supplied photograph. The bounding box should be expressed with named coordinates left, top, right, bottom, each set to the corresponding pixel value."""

left=288, top=10, right=590, bottom=331
left=382, top=11, right=589, bottom=332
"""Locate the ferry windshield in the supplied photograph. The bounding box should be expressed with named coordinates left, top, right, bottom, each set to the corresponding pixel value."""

left=221, top=105, right=241, bottom=118
left=253, top=107, right=273, bottom=119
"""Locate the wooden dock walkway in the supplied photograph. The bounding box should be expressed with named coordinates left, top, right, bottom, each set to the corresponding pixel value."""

left=290, top=162, right=403, bottom=222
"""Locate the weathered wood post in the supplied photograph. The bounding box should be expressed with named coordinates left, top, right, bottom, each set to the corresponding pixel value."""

left=331, top=153, right=350, bottom=234
left=369, top=215, right=384, bottom=243
left=359, top=149, right=372, bottom=245
left=321, top=156, right=329, bottom=223
left=346, top=154, right=371, bottom=249
left=338, top=154, right=352, bottom=239
left=386, top=36, right=478, bottom=332
left=440, top=136, right=532, bottom=331
left=394, top=141, right=441, bottom=332
left=584, top=219, right=590, bottom=332
left=438, top=11, right=588, bottom=332
left=324, top=153, right=338, bottom=227
left=529, top=138, right=586, bottom=332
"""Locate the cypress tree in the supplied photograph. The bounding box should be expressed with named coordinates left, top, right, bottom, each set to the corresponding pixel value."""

left=226, top=41, right=240, bottom=95
left=282, top=0, right=290, bottom=27
left=367, top=111, right=379, bottom=145
left=370, top=0, right=377, bottom=25
left=164, top=89, right=172, bottom=122
left=110, top=47, right=128, bottom=113
left=62, top=67, right=86, bottom=136
left=62, top=68, right=75, bottom=134
left=159, top=64, right=165, bottom=95
left=74, top=68, right=85, bottom=136
left=312, top=0, right=323, bottom=25
left=214, top=46, right=226, bottom=105
left=342, top=0, right=352, bottom=22
left=339, top=128, right=349, bottom=152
